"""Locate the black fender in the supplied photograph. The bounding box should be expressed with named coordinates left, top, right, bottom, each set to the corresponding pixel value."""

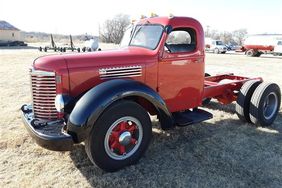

left=67, top=79, right=174, bottom=142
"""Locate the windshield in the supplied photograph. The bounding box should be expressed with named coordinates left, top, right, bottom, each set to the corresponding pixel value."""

left=216, top=41, right=224, bottom=45
left=120, top=25, right=133, bottom=48
left=120, top=24, right=164, bottom=50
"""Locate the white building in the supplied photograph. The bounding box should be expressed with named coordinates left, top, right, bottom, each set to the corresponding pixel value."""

left=0, top=21, right=21, bottom=42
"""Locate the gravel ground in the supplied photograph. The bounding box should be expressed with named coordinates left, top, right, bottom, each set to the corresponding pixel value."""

left=0, top=47, right=282, bottom=188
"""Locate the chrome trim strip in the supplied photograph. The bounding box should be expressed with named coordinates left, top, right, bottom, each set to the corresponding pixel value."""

left=34, top=108, right=57, bottom=112
left=32, top=90, right=56, bottom=94
left=99, top=66, right=142, bottom=80
left=32, top=87, right=56, bottom=91
left=100, top=69, right=141, bottom=74
left=30, top=68, right=55, bottom=77
left=31, top=80, right=56, bottom=84
left=32, top=83, right=56, bottom=87
left=32, top=93, right=56, bottom=97
left=31, top=77, right=56, bottom=80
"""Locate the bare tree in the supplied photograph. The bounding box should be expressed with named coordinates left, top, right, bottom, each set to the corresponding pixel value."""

left=220, top=31, right=233, bottom=44
left=232, top=29, right=248, bottom=45
left=209, top=30, right=220, bottom=40
left=204, top=27, right=248, bottom=45
left=100, top=14, right=130, bottom=44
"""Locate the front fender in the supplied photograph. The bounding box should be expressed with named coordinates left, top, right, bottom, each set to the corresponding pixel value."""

left=67, top=79, right=173, bottom=142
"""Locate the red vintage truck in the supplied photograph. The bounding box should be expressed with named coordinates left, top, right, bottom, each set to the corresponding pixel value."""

left=242, top=34, right=282, bottom=57
left=21, top=16, right=281, bottom=172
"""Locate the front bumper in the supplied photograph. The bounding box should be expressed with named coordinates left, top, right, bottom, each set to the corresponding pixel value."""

left=21, top=104, right=74, bottom=151
left=219, top=48, right=227, bottom=52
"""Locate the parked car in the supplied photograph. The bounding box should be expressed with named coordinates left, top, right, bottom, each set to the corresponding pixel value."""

left=205, top=38, right=227, bottom=53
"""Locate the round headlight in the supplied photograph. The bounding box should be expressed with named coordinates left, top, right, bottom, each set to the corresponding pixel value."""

left=55, top=94, right=64, bottom=112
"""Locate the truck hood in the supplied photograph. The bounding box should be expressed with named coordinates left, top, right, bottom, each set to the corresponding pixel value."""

left=62, top=46, right=157, bottom=69
left=33, top=46, right=157, bottom=72
left=33, top=54, right=67, bottom=72
left=63, top=47, right=158, bottom=97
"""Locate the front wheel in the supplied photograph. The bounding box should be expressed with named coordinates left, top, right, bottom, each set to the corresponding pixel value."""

left=214, top=48, right=220, bottom=54
left=85, top=100, right=152, bottom=172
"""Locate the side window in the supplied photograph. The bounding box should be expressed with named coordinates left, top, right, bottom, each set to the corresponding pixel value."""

left=165, top=28, right=196, bottom=53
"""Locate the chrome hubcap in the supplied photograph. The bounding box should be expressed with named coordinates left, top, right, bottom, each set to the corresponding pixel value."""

left=263, top=92, right=278, bottom=120
left=119, top=131, right=132, bottom=145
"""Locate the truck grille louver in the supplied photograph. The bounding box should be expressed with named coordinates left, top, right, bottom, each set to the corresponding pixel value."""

left=30, top=69, right=57, bottom=119
left=99, top=66, right=142, bottom=79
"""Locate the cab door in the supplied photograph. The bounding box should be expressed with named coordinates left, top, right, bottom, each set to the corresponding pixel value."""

left=158, top=27, right=205, bottom=112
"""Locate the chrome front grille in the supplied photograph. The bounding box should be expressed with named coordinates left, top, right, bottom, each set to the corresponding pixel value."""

left=30, top=69, right=57, bottom=119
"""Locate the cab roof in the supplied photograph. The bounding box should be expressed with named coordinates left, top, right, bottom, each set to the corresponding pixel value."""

left=138, top=16, right=203, bottom=30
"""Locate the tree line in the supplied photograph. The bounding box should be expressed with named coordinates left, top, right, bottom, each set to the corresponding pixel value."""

left=205, top=27, right=247, bottom=45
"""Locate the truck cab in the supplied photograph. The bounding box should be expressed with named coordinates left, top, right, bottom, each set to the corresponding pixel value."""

left=274, top=40, right=282, bottom=56
left=21, top=16, right=281, bottom=172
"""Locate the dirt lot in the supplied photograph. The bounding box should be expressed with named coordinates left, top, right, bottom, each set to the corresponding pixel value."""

left=1, top=47, right=282, bottom=188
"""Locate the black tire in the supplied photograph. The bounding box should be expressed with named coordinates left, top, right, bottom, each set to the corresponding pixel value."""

left=221, top=51, right=226, bottom=54
left=235, top=80, right=261, bottom=122
left=44, top=47, right=47, bottom=52
left=82, top=47, right=86, bottom=52
left=39, top=47, right=42, bottom=51
left=202, top=73, right=212, bottom=106
left=255, top=52, right=262, bottom=57
left=249, top=82, right=281, bottom=127
left=85, top=100, right=152, bottom=172
left=214, top=48, right=219, bottom=54
left=246, top=49, right=255, bottom=57
left=77, top=48, right=80, bottom=53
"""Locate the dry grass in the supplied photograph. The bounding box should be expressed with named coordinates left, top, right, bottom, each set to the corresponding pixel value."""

left=0, top=47, right=282, bottom=188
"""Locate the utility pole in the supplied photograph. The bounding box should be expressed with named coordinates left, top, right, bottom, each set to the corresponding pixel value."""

left=206, top=25, right=210, bottom=37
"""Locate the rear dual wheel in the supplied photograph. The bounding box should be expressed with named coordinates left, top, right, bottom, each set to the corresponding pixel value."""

left=236, top=81, right=281, bottom=126
left=249, top=83, right=281, bottom=126
left=236, top=80, right=261, bottom=122
left=85, top=101, right=152, bottom=172
left=246, top=49, right=262, bottom=57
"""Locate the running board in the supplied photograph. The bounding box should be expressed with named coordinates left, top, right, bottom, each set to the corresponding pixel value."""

left=173, top=109, right=213, bottom=127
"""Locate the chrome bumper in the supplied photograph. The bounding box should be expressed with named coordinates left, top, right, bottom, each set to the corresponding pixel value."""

left=21, top=104, right=74, bottom=151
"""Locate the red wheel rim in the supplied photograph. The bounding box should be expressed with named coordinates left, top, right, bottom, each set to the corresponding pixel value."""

left=104, top=116, right=143, bottom=160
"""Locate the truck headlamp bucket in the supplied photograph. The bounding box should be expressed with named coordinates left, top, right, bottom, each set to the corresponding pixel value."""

left=55, top=94, right=65, bottom=113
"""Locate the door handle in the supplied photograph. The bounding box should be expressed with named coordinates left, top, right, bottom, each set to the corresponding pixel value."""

left=193, top=58, right=202, bottom=63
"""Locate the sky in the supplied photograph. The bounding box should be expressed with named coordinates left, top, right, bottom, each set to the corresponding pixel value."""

left=0, top=0, right=282, bottom=35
